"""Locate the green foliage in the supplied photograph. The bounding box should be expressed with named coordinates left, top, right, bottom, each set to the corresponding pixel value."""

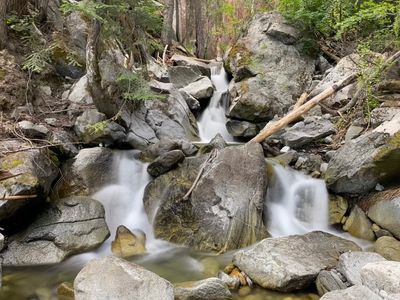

left=117, top=72, right=165, bottom=102
left=86, top=119, right=110, bottom=136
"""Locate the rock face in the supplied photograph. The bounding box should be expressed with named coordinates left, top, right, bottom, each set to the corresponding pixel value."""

left=74, top=256, right=174, bottom=300
left=232, top=231, right=361, bottom=292
left=143, top=143, right=268, bottom=252
left=375, top=236, right=400, bottom=261
left=1, top=197, right=110, bottom=266
left=111, top=226, right=146, bottom=258
left=226, top=12, right=314, bottom=127
left=367, top=197, right=400, bottom=239
left=320, top=285, right=381, bottom=300
left=174, top=278, right=232, bottom=300
left=361, top=261, right=400, bottom=297
left=325, top=113, right=400, bottom=194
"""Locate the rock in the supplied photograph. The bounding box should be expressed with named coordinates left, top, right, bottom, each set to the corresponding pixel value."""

left=361, top=261, right=400, bottom=296
left=317, top=55, right=333, bottom=75
left=54, top=147, right=116, bottom=198
left=67, top=75, right=93, bottom=105
left=311, top=55, right=359, bottom=107
left=0, top=234, right=4, bottom=252
left=337, top=252, right=386, bottom=286
left=17, top=121, right=49, bottom=139
left=1, top=197, right=110, bottom=266
left=171, top=54, right=211, bottom=77
left=217, top=271, right=240, bottom=290
left=320, top=285, right=381, bottom=300
left=325, top=113, right=400, bottom=194
left=180, top=90, right=201, bottom=111
left=329, top=195, right=348, bottom=225
left=111, top=226, right=146, bottom=258
left=65, top=12, right=88, bottom=63
left=198, top=133, right=228, bottom=155
left=232, top=231, right=361, bottom=292
left=0, top=149, right=59, bottom=228
left=226, top=13, right=314, bottom=123
left=316, top=270, right=348, bottom=296
left=147, top=150, right=185, bottom=177
left=372, top=224, right=393, bottom=238
left=49, top=129, right=79, bottom=158
left=74, top=256, right=174, bottom=300
left=148, top=57, right=169, bottom=83
left=169, top=66, right=202, bottom=88
left=181, top=77, right=214, bottom=100
left=140, top=138, right=181, bottom=161
left=345, top=125, right=364, bottom=142
left=144, top=143, right=268, bottom=252
left=57, top=282, right=75, bottom=300
left=174, top=277, right=232, bottom=300
left=281, top=117, right=335, bottom=149
left=226, top=119, right=259, bottom=138
left=343, top=206, right=375, bottom=241
left=370, top=107, right=400, bottom=128
left=149, top=79, right=173, bottom=94
left=74, top=109, right=126, bottom=145
left=368, top=197, right=400, bottom=239
left=375, top=236, right=400, bottom=261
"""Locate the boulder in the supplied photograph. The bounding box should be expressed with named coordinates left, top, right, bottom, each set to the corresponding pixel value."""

left=1, top=197, right=109, bottom=266
left=316, top=270, right=348, bottom=296
left=281, top=116, right=335, bottom=149
left=226, top=12, right=314, bottom=123
left=49, top=129, right=80, bottom=158
left=67, top=75, right=93, bottom=105
left=325, top=113, right=400, bottom=194
left=65, top=12, right=88, bottom=63
left=147, top=150, right=185, bottom=177
left=181, top=77, right=214, bottom=100
left=149, top=80, right=173, bottom=94
left=169, top=66, right=202, bottom=88
left=111, top=226, right=146, bottom=258
left=198, top=134, right=228, bottom=155
left=329, top=195, right=348, bottom=225
left=336, top=252, right=386, bottom=286
left=17, top=121, right=49, bottom=139
left=342, top=206, right=375, bottom=241
left=232, top=231, right=361, bottom=292
left=368, top=196, right=400, bottom=239
left=345, top=125, right=364, bottom=142
left=174, top=278, right=232, bottom=300
left=320, top=285, right=381, bottom=300
left=361, top=261, right=400, bottom=296
left=54, top=147, right=116, bottom=198
left=226, top=119, right=259, bottom=138
left=370, top=107, right=400, bottom=128
left=74, top=256, right=174, bottom=300
left=143, top=143, right=268, bottom=252
left=375, top=236, right=400, bottom=261
left=148, top=57, right=169, bottom=83
left=171, top=54, right=211, bottom=77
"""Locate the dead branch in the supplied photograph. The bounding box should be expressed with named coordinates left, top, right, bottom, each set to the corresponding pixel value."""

left=1, top=194, right=37, bottom=201
left=162, top=44, right=168, bottom=66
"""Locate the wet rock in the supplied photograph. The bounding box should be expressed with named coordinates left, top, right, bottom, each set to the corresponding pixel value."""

left=232, top=231, right=361, bottom=292
left=217, top=271, right=240, bottom=290
left=144, top=143, right=268, bottom=252
left=329, top=195, right=348, bottom=225
left=367, top=196, right=400, bottom=239
left=226, top=119, right=259, bottom=138
left=74, top=256, right=174, bottom=300
left=169, top=66, right=202, bottom=88
left=181, top=77, right=214, bottom=100
left=361, top=261, right=400, bottom=296
left=337, top=252, right=386, bottom=286
left=147, top=150, right=185, bottom=177
left=226, top=12, right=314, bottom=122
left=67, top=75, right=93, bottom=105
left=180, top=90, right=201, bottom=111
left=17, top=121, right=49, bottom=139
left=57, top=282, right=74, bottom=300
left=174, top=277, right=232, bottom=300
left=111, top=226, right=146, bottom=258
left=343, top=206, right=375, bottom=241
left=375, top=236, right=400, bottom=261
left=171, top=54, right=211, bottom=77
left=320, top=285, right=381, bottom=300
left=54, top=147, right=116, bottom=198
left=281, top=117, right=335, bottom=149
left=198, top=134, right=228, bottom=155
left=2, top=197, right=110, bottom=266
left=316, top=270, right=348, bottom=296
left=74, top=109, right=126, bottom=146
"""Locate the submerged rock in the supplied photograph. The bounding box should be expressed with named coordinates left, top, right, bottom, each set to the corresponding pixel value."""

left=74, top=256, right=174, bottom=300
left=375, top=236, right=400, bottom=261
left=232, top=231, right=361, bottom=292
left=144, top=143, right=268, bottom=252
left=174, top=277, right=232, bottom=300
left=111, top=226, right=146, bottom=258
left=1, top=197, right=110, bottom=266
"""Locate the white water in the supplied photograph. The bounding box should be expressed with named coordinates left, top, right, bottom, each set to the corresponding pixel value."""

left=198, top=64, right=234, bottom=142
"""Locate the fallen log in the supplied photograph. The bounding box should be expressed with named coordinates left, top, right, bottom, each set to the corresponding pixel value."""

left=249, top=74, right=357, bottom=144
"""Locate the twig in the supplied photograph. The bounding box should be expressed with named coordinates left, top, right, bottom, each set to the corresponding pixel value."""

left=162, top=44, right=168, bottom=67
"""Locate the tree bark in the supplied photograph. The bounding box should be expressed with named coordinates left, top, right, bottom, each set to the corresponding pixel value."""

left=249, top=74, right=357, bottom=144
left=0, top=0, right=7, bottom=49
left=162, top=0, right=175, bottom=45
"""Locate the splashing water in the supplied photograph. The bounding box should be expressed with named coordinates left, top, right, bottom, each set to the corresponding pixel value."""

left=198, top=64, right=234, bottom=142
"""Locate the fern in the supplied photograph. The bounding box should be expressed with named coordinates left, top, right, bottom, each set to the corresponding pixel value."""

left=117, top=72, right=165, bottom=102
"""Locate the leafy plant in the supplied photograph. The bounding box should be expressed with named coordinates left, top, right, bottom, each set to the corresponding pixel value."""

left=117, top=72, right=165, bottom=102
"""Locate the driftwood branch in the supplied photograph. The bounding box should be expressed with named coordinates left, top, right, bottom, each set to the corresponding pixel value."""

left=250, top=74, right=357, bottom=144
left=1, top=195, right=37, bottom=201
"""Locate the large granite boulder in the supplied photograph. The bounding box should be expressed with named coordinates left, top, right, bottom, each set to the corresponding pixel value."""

left=1, top=197, right=109, bottom=266
left=74, top=256, right=174, bottom=300
left=143, top=143, right=268, bottom=252
left=232, top=231, right=361, bottom=292
left=174, top=278, right=232, bottom=300
left=226, top=12, right=314, bottom=125
left=367, top=196, right=400, bottom=239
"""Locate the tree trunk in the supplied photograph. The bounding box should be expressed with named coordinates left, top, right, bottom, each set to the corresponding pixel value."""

left=0, top=0, right=7, bottom=49
left=162, top=0, right=175, bottom=45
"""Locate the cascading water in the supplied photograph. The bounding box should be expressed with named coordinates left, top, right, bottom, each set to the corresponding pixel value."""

left=198, top=64, right=234, bottom=142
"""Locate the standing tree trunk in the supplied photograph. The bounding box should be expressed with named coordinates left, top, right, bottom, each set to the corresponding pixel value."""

left=0, top=0, right=7, bottom=49
left=162, top=0, right=175, bottom=45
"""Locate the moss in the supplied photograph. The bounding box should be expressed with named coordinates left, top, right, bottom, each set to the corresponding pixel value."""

left=375, top=132, right=400, bottom=161
left=227, top=42, right=253, bottom=69
left=47, top=150, right=61, bottom=167
left=0, top=156, right=24, bottom=170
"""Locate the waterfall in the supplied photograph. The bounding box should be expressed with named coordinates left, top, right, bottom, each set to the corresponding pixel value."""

left=198, top=64, right=234, bottom=142
left=265, top=163, right=330, bottom=237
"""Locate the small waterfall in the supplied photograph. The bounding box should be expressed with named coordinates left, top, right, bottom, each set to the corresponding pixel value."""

left=266, top=164, right=330, bottom=237
left=198, top=64, right=234, bottom=142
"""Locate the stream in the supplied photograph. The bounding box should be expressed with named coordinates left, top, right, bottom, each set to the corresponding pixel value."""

left=1, top=65, right=348, bottom=300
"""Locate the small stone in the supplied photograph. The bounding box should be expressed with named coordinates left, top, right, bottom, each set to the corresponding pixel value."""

left=38, top=85, right=52, bottom=96
left=280, top=146, right=291, bottom=153
left=17, top=120, right=49, bottom=139
left=345, top=125, right=364, bottom=142
left=111, top=226, right=146, bottom=258
left=375, top=183, right=384, bottom=192
left=375, top=236, right=400, bottom=261
left=217, top=271, right=240, bottom=290
left=44, top=118, right=58, bottom=126
left=295, top=156, right=308, bottom=168
left=57, top=282, right=74, bottom=300
left=320, top=163, right=329, bottom=174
